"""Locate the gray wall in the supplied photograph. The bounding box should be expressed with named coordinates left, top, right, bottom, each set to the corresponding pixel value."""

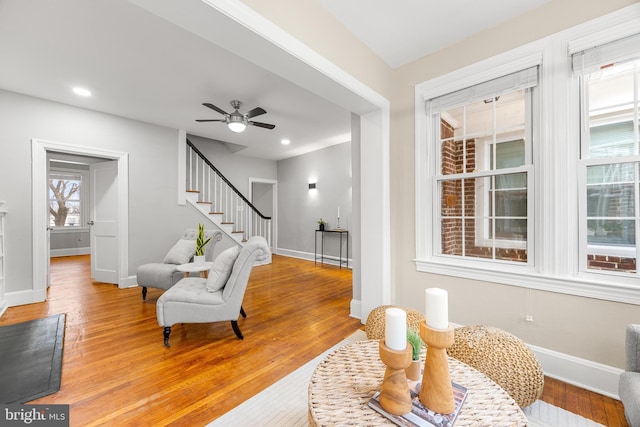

left=277, top=142, right=351, bottom=261
left=0, top=89, right=341, bottom=298
left=252, top=182, right=273, bottom=217
left=0, top=89, right=204, bottom=294
left=50, top=230, right=90, bottom=256
left=188, top=134, right=277, bottom=197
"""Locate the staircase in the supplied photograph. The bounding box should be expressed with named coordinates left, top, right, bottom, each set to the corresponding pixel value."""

left=185, top=139, right=272, bottom=264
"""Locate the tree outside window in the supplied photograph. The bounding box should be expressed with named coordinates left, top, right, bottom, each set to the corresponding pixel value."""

left=49, top=173, right=82, bottom=227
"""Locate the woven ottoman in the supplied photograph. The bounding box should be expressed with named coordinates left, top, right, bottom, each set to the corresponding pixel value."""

left=365, top=305, right=425, bottom=340
left=447, top=325, right=544, bottom=408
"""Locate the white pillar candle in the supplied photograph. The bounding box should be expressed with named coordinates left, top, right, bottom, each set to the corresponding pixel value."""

left=385, top=307, right=407, bottom=350
left=337, top=205, right=340, bottom=218
left=425, top=288, right=449, bottom=329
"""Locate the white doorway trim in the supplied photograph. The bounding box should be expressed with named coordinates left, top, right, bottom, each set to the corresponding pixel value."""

left=32, top=139, right=130, bottom=301
left=248, top=177, right=278, bottom=254
left=127, top=0, right=391, bottom=321
left=203, top=0, right=390, bottom=321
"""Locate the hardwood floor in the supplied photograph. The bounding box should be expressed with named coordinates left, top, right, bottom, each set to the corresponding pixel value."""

left=540, top=377, right=628, bottom=427
left=0, top=255, right=629, bottom=426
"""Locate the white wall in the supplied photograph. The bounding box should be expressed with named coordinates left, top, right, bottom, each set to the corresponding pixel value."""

left=277, top=142, right=351, bottom=261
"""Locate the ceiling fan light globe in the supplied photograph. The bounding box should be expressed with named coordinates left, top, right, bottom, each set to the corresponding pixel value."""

left=228, top=122, right=246, bottom=133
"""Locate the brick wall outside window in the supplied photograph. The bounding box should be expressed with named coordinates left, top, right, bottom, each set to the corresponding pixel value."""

left=587, top=255, right=636, bottom=272
left=440, top=119, right=527, bottom=262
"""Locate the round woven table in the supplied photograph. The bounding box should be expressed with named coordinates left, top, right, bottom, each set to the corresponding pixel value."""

left=308, top=339, right=527, bottom=426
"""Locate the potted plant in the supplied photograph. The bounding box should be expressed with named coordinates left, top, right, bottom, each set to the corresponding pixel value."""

left=194, top=223, right=211, bottom=265
left=406, top=327, right=422, bottom=381
left=317, top=218, right=327, bottom=231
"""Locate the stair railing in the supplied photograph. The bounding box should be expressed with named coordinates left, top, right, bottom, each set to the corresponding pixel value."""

left=186, top=139, right=272, bottom=246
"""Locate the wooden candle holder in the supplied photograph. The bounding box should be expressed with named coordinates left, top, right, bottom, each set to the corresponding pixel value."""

left=378, top=340, right=413, bottom=415
left=419, top=320, right=455, bottom=414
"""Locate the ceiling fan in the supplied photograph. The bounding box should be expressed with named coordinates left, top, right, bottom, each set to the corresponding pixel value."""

left=196, top=100, right=276, bottom=133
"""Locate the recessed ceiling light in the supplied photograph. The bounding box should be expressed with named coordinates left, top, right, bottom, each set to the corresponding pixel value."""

left=72, top=87, right=92, bottom=97
left=281, top=139, right=290, bottom=145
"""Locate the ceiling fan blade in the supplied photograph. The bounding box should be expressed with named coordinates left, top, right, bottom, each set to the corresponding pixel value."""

left=246, top=107, right=267, bottom=119
left=249, top=121, right=275, bottom=130
left=202, top=103, right=228, bottom=116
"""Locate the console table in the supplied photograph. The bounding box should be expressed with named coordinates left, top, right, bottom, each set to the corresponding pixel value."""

left=308, top=339, right=527, bottom=426
left=314, top=229, right=349, bottom=268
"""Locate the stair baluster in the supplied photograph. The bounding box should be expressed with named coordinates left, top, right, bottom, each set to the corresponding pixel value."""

left=185, top=139, right=272, bottom=255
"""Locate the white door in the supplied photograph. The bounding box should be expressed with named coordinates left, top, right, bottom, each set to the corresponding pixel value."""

left=46, top=157, right=51, bottom=287
left=89, top=161, right=119, bottom=284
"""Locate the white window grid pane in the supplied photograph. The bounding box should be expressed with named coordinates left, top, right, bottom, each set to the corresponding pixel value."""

left=580, top=57, right=640, bottom=275
left=436, top=86, right=532, bottom=262
left=582, top=60, right=640, bottom=159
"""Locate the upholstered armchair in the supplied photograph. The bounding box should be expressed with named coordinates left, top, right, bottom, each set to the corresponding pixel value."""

left=619, top=324, right=640, bottom=427
left=156, top=236, right=270, bottom=347
left=136, top=228, right=222, bottom=300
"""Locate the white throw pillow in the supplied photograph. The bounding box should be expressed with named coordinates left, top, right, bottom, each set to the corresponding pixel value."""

left=163, top=239, right=196, bottom=265
left=206, top=246, right=240, bottom=292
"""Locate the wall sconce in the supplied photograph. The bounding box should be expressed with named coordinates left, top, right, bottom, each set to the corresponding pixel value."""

left=308, top=182, right=317, bottom=190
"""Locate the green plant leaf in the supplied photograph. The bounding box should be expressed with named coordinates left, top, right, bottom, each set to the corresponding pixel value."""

left=407, top=327, right=422, bottom=360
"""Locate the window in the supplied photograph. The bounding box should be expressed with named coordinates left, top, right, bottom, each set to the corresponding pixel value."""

left=415, top=7, right=640, bottom=304
left=49, top=169, right=86, bottom=228
left=429, top=67, right=536, bottom=265
left=575, top=35, right=640, bottom=276
left=485, top=138, right=527, bottom=245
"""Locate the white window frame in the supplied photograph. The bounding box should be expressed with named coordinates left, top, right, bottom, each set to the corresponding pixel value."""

left=475, top=134, right=528, bottom=251
left=415, top=5, right=640, bottom=305
left=584, top=114, right=638, bottom=261
left=575, top=35, right=640, bottom=285
left=48, top=166, right=89, bottom=231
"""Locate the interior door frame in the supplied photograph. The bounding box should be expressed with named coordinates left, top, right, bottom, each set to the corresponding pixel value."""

left=32, top=139, right=129, bottom=299
left=248, top=177, right=277, bottom=253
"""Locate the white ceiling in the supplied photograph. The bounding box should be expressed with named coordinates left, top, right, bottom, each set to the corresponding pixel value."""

left=319, top=0, right=551, bottom=68
left=0, top=0, right=549, bottom=161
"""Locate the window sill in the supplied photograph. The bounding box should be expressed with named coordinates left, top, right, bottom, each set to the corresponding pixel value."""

left=415, top=258, right=640, bottom=305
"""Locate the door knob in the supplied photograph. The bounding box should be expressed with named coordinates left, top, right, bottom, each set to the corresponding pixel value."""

left=87, top=221, right=95, bottom=226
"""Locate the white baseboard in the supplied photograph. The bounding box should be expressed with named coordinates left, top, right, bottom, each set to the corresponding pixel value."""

left=0, top=299, right=7, bottom=317
left=450, top=322, right=622, bottom=399
left=6, top=289, right=46, bottom=307
left=276, top=247, right=314, bottom=261
left=529, top=344, right=623, bottom=400
left=50, top=247, right=90, bottom=257
left=276, top=247, right=352, bottom=268
left=350, top=298, right=362, bottom=321
left=120, top=275, right=138, bottom=289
